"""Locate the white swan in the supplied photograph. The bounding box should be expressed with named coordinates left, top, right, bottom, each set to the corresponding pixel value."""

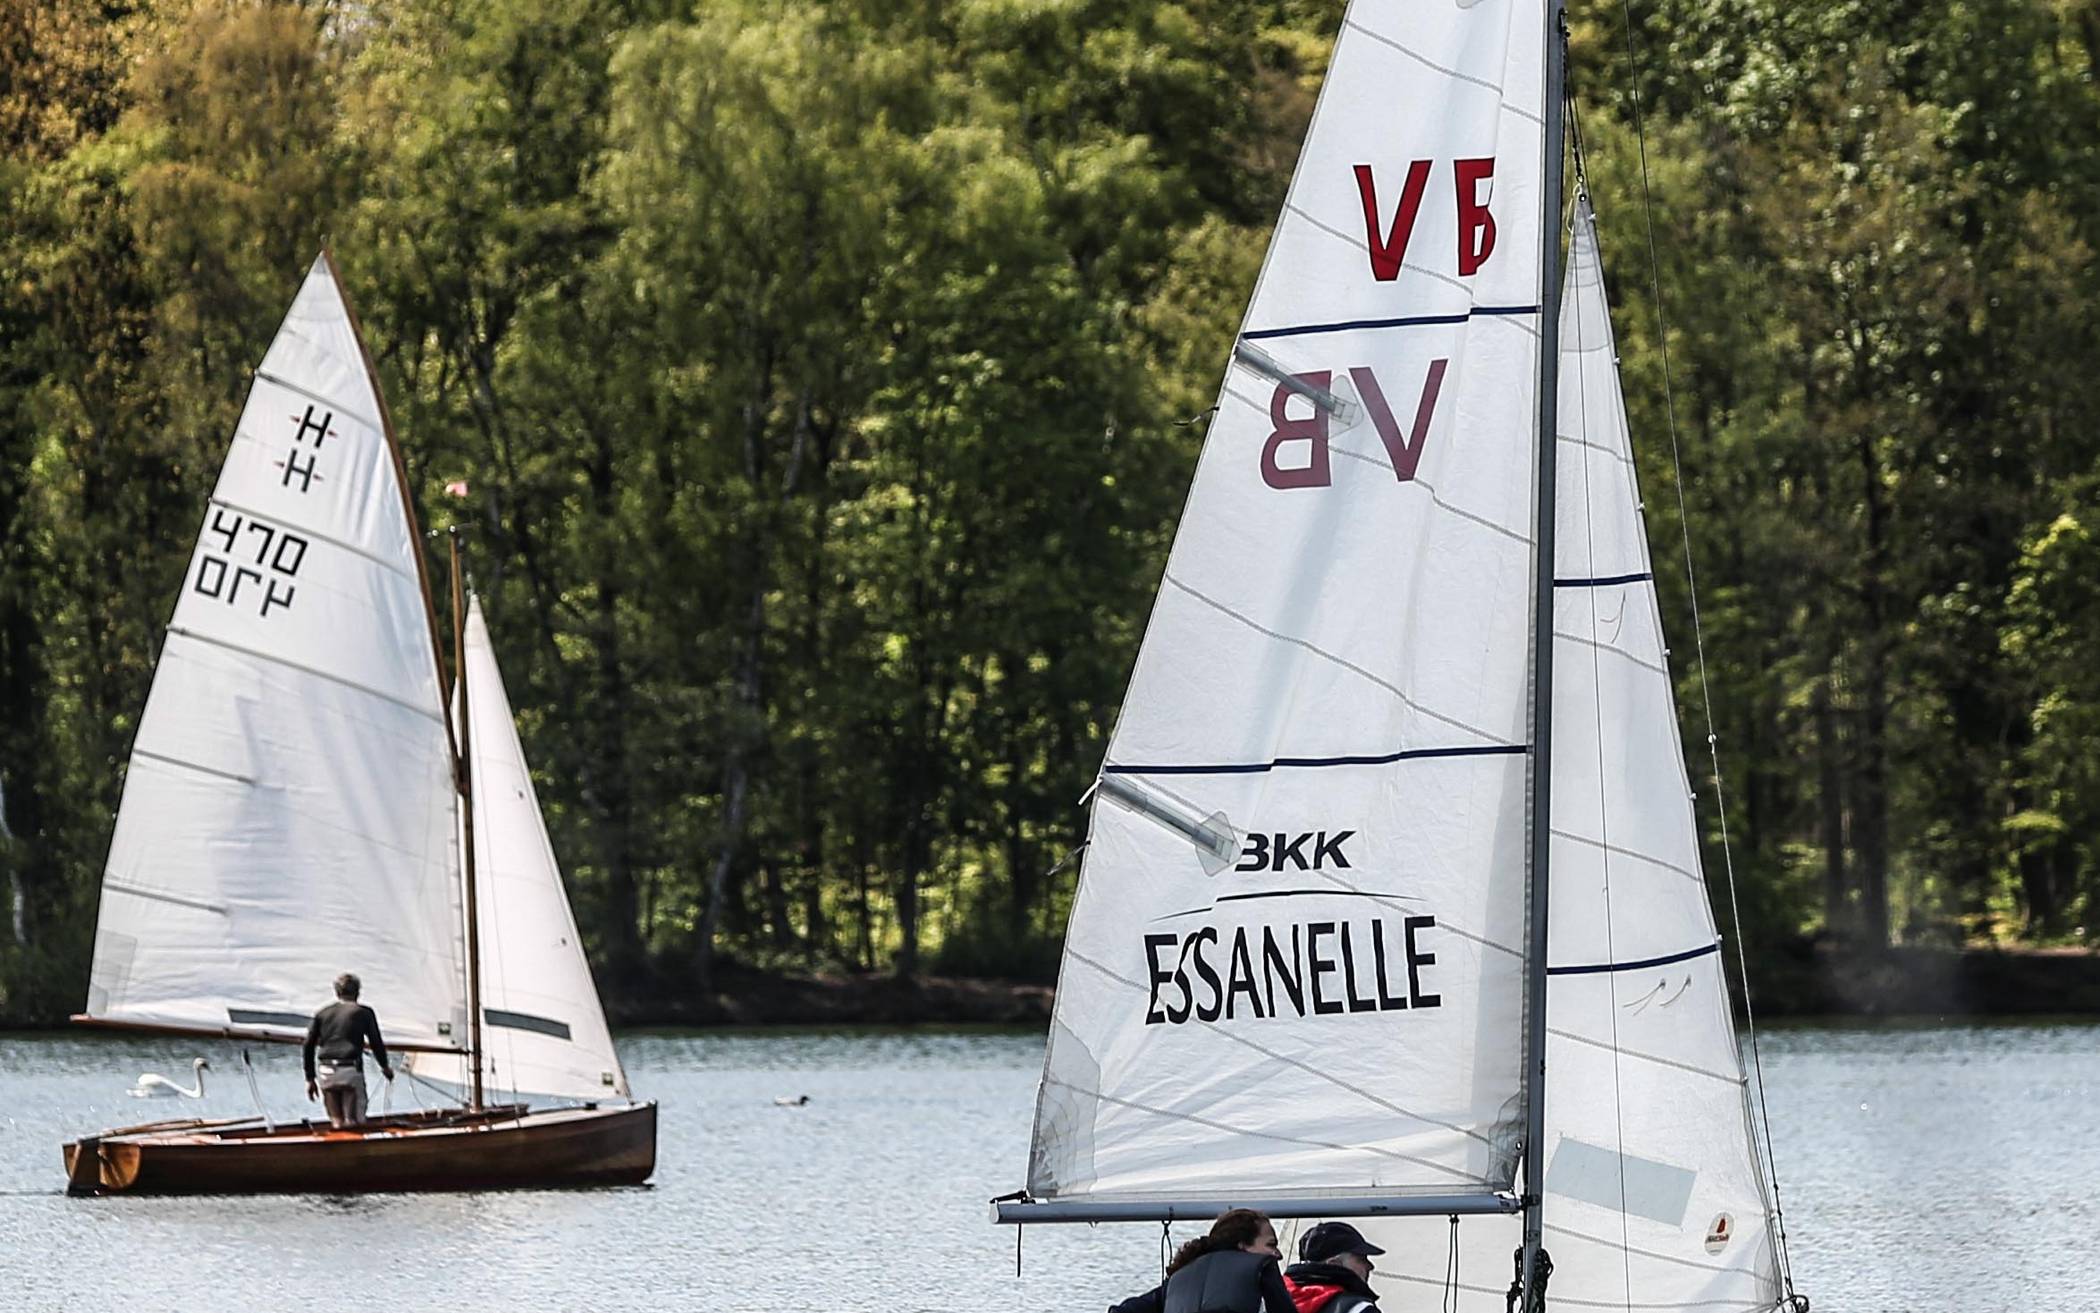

left=129, top=1057, right=209, bottom=1098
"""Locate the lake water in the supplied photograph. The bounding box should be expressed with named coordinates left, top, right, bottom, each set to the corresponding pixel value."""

left=0, top=1020, right=2091, bottom=1311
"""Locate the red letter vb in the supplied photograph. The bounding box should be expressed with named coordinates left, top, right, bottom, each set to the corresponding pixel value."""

left=1455, top=158, right=1497, bottom=275
left=1353, top=161, right=1432, bottom=282
left=1262, top=375, right=1333, bottom=489
left=1352, top=360, right=1448, bottom=482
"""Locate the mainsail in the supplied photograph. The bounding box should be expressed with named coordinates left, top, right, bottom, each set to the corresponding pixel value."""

left=1024, top=0, right=1549, bottom=1211
left=84, top=254, right=468, bottom=1052
left=407, top=597, right=630, bottom=1102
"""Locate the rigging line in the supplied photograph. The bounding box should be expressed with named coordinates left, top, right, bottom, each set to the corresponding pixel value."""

left=1444, top=1214, right=1461, bottom=1313
left=1614, top=0, right=1798, bottom=1293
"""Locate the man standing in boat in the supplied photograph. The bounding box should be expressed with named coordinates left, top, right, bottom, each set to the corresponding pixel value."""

left=302, top=972, right=393, bottom=1128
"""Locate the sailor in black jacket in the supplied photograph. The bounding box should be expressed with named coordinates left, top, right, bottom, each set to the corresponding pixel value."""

left=1282, top=1221, right=1387, bottom=1313
left=1108, top=1208, right=1296, bottom=1313
left=302, top=971, right=394, bottom=1127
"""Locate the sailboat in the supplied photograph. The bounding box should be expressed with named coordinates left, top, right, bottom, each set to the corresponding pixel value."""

left=994, top=3, right=1806, bottom=1311
left=61, top=253, right=655, bottom=1195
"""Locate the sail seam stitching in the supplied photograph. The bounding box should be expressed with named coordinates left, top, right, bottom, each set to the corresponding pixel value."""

left=130, top=748, right=255, bottom=786
left=1554, top=627, right=1668, bottom=676
left=1220, top=380, right=1534, bottom=545
left=1549, top=828, right=1703, bottom=887
left=1157, top=573, right=1520, bottom=747
left=1543, top=1221, right=1769, bottom=1277
left=1559, top=430, right=1639, bottom=468
left=103, top=881, right=229, bottom=916
left=1342, top=21, right=1545, bottom=125
left=165, top=625, right=444, bottom=725
left=1040, top=1075, right=1480, bottom=1183
left=251, top=368, right=380, bottom=432
left=206, top=494, right=417, bottom=584
left=1546, top=1024, right=1741, bottom=1087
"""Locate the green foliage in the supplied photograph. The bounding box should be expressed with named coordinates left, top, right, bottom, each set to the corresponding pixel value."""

left=3, top=0, right=2099, bottom=1022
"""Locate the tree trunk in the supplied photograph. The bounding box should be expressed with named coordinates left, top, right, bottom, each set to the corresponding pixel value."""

left=696, top=577, right=763, bottom=993
left=1812, top=670, right=1849, bottom=938
left=1853, top=431, right=1892, bottom=947
left=584, top=429, right=644, bottom=988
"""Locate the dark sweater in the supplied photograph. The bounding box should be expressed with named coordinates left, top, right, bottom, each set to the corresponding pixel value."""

left=302, top=1000, right=391, bottom=1079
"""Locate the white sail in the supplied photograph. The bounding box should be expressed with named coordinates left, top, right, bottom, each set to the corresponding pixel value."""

left=1360, top=201, right=1787, bottom=1311
left=407, top=597, right=629, bottom=1102
left=85, top=254, right=468, bottom=1052
left=1026, top=0, right=1549, bottom=1208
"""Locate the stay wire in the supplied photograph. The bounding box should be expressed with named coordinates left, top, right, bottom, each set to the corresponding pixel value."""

left=1612, top=0, right=1799, bottom=1294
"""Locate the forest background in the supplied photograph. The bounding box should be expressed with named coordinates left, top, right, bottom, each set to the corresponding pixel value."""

left=4, top=0, right=2099, bottom=1024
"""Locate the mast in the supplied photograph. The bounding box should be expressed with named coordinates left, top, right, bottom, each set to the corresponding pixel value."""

left=450, top=527, right=486, bottom=1111
left=1520, top=0, right=1569, bottom=1306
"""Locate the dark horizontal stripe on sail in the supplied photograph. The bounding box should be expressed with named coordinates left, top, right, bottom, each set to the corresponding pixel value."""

left=1107, top=743, right=1526, bottom=777
left=1546, top=941, right=1721, bottom=976
left=1554, top=571, right=1653, bottom=588
left=485, top=1008, right=572, bottom=1041
left=73, top=1013, right=467, bottom=1055
left=227, top=1007, right=314, bottom=1028
left=1156, top=888, right=1421, bottom=921
left=1241, top=304, right=1541, bottom=342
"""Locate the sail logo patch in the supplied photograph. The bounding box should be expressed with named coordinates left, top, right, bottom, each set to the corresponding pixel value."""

left=278, top=402, right=336, bottom=493
left=1352, top=159, right=1499, bottom=280
left=1142, top=915, right=1441, bottom=1025
left=1262, top=361, right=1446, bottom=489
left=192, top=507, right=307, bottom=619
left=1237, top=830, right=1354, bottom=872
left=1704, top=1214, right=1733, bottom=1255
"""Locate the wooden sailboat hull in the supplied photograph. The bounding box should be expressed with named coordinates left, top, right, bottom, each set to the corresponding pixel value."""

left=63, top=1101, right=655, bottom=1195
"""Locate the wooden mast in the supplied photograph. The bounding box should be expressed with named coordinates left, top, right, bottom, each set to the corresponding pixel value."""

left=450, top=528, right=485, bottom=1111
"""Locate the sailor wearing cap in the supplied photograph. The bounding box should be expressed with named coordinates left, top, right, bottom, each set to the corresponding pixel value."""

left=1282, top=1222, right=1386, bottom=1313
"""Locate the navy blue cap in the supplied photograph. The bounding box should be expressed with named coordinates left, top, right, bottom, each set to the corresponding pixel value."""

left=1299, top=1221, right=1387, bottom=1263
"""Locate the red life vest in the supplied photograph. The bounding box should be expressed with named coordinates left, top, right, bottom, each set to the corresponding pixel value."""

left=1286, top=1277, right=1344, bottom=1313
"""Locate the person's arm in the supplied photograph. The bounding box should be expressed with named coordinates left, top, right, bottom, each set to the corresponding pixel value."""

left=1259, top=1257, right=1295, bottom=1313
left=363, top=1006, right=392, bottom=1078
left=302, top=1013, right=320, bottom=1098
left=1106, top=1285, right=1165, bottom=1313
